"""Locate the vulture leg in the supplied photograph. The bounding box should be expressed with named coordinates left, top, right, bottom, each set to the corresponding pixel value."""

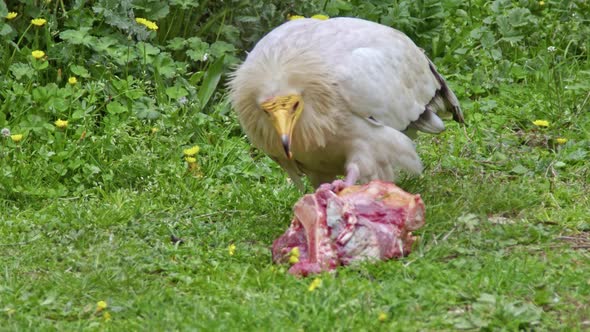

left=344, top=164, right=360, bottom=186
left=326, top=164, right=360, bottom=193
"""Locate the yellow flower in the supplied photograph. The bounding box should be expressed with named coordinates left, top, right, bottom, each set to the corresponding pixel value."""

left=532, top=120, right=549, bottom=127
left=311, top=14, right=329, bottom=20
left=135, top=17, right=158, bottom=31
left=10, top=134, right=23, bottom=143
left=539, top=1, right=545, bottom=6
left=31, top=18, right=47, bottom=26
left=96, top=300, right=108, bottom=312
left=54, top=119, right=68, bottom=128
left=103, top=311, right=112, bottom=322
left=31, top=50, right=45, bottom=59
left=288, top=247, right=300, bottom=264
left=151, top=127, right=159, bottom=134
left=556, top=138, right=568, bottom=144
left=378, top=312, right=388, bottom=322
left=288, top=15, right=305, bottom=21
left=185, top=156, right=197, bottom=163
left=307, top=278, right=322, bottom=292
left=68, top=76, right=77, bottom=85
left=228, top=244, right=236, bottom=256
left=6, top=12, right=18, bottom=20
left=183, top=145, right=200, bottom=156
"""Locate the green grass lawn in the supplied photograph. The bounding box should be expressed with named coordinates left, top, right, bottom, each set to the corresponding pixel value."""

left=1, top=0, right=589, bottom=330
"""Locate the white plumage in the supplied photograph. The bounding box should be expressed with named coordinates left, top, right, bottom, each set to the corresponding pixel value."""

left=230, top=17, right=463, bottom=191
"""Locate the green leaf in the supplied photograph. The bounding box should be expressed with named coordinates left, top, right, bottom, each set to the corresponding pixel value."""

left=60, top=27, right=95, bottom=47
left=92, top=36, right=118, bottom=53
left=71, top=109, right=85, bottom=120
left=165, top=85, right=188, bottom=100
left=0, top=22, right=13, bottom=36
left=170, top=0, right=199, bottom=9
left=510, top=164, right=529, bottom=174
left=564, top=149, right=587, bottom=162
left=133, top=97, right=160, bottom=119
left=106, top=101, right=128, bottom=115
left=167, top=37, right=187, bottom=51
left=197, top=55, right=224, bottom=110
left=9, top=63, right=35, bottom=80
left=133, top=0, right=169, bottom=19
left=32, top=59, right=49, bottom=71
left=507, top=8, right=532, bottom=28
left=186, top=37, right=209, bottom=62
left=209, top=41, right=236, bottom=59
left=137, top=42, right=161, bottom=56
left=153, top=53, right=177, bottom=78
left=189, top=71, right=205, bottom=85
left=70, top=65, right=90, bottom=78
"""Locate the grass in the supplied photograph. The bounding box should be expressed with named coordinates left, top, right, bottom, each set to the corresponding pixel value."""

left=1, top=0, right=590, bottom=330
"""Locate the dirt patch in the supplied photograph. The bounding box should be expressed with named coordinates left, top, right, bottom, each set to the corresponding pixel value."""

left=556, top=231, right=590, bottom=250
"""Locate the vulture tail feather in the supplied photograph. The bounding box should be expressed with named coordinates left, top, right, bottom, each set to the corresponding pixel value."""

left=427, top=61, right=464, bottom=123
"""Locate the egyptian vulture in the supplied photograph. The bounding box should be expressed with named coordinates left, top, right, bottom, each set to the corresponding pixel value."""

left=230, top=17, right=464, bottom=191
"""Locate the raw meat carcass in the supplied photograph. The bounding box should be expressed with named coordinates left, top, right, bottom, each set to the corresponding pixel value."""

left=272, top=180, right=425, bottom=276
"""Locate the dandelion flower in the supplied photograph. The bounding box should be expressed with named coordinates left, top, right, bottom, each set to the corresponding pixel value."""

left=68, top=76, right=77, bottom=85
left=533, top=120, right=549, bottom=127
left=228, top=244, right=236, bottom=256
left=288, top=15, right=305, bottom=21
left=151, top=127, right=159, bottom=134
left=6, top=12, right=18, bottom=20
left=96, top=300, right=108, bottom=312
left=185, top=156, right=197, bottom=163
left=103, top=311, right=112, bottom=322
left=556, top=138, right=568, bottom=144
left=183, top=145, right=200, bottom=156
left=31, top=18, right=47, bottom=26
left=288, top=247, right=300, bottom=264
left=54, top=119, right=68, bottom=129
left=31, top=50, right=45, bottom=59
left=135, top=17, right=158, bottom=31
left=11, top=134, right=23, bottom=143
left=539, top=1, right=545, bottom=6
left=311, top=14, right=329, bottom=20
left=1, top=128, right=10, bottom=137
left=378, top=312, right=388, bottom=322
left=308, top=278, right=322, bottom=292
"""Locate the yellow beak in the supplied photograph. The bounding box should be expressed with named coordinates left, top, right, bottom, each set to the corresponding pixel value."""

left=270, top=108, right=294, bottom=159
left=262, top=94, right=304, bottom=159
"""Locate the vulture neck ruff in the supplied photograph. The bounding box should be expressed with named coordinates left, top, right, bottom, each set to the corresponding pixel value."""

left=231, top=47, right=340, bottom=158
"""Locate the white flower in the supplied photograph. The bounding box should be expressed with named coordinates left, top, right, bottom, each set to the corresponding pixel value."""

left=1, top=128, right=10, bottom=137
left=547, top=46, right=556, bottom=53
left=202, top=53, right=209, bottom=62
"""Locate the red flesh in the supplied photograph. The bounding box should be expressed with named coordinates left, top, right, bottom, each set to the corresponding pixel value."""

left=272, top=180, right=425, bottom=276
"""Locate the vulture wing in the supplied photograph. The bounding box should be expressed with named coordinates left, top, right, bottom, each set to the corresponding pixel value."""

left=307, top=18, right=463, bottom=135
